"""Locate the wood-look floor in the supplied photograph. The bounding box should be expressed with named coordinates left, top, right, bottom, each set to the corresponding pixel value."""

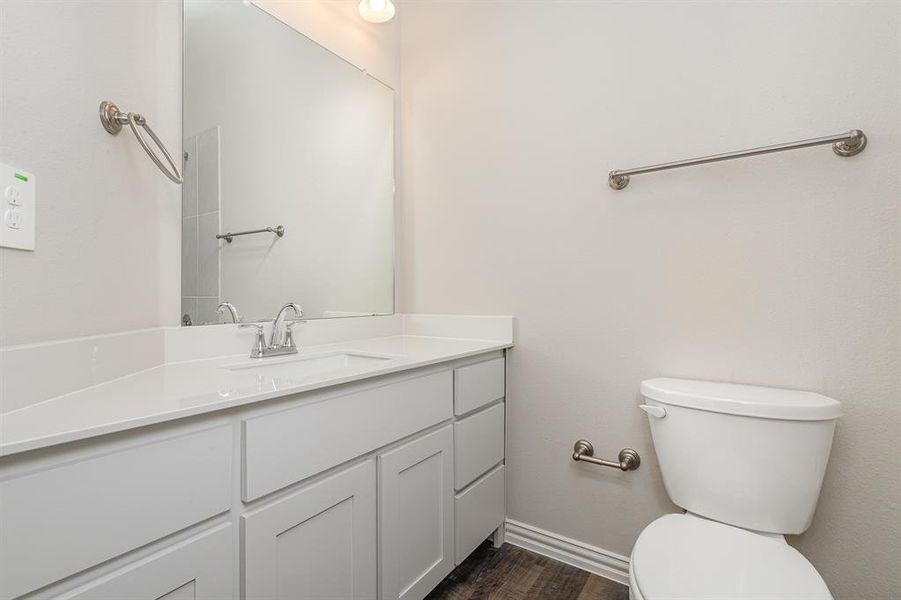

left=426, top=542, right=631, bottom=600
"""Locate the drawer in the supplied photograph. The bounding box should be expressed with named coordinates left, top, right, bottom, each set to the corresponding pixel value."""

left=243, top=370, right=452, bottom=501
left=58, top=523, right=233, bottom=600
left=454, top=357, right=505, bottom=416
left=454, top=402, right=504, bottom=490
left=0, top=425, right=233, bottom=598
left=454, top=464, right=505, bottom=565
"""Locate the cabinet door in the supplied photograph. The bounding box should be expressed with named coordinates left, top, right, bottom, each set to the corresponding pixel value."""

left=379, top=425, right=455, bottom=600
left=58, top=523, right=233, bottom=600
left=243, top=460, right=377, bottom=600
left=0, top=425, right=232, bottom=598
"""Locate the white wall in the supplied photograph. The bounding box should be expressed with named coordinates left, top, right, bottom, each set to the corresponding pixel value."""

left=399, top=2, right=900, bottom=598
left=0, top=0, right=182, bottom=346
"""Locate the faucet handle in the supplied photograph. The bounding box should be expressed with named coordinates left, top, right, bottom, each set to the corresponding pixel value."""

left=239, top=323, right=266, bottom=358
left=282, top=318, right=305, bottom=351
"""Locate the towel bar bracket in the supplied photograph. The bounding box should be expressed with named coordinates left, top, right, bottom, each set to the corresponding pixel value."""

left=832, top=130, right=867, bottom=157
left=609, top=173, right=630, bottom=190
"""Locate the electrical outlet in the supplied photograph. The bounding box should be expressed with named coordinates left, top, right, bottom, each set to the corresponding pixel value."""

left=0, top=163, right=35, bottom=251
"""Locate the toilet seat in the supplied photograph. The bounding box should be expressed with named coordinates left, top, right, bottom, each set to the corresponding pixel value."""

left=629, top=514, right=832, bottom=599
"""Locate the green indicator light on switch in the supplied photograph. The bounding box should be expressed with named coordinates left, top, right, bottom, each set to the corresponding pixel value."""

left=14, top=173, right=28, bottom=182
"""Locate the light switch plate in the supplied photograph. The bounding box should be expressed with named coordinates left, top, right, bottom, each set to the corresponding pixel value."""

left=0, top=163, right=35, bottom=251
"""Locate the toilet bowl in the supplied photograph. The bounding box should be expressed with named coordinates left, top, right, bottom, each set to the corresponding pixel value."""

left=632, top=378, right=842, bottom=599
left=628, top=514, right=831, bottom=600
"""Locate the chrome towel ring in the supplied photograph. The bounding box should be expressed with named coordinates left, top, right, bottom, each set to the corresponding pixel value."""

left=99, top=101, right=183, bottom=184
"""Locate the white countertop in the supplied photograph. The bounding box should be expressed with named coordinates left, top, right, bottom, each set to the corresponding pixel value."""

left=0, top=335, right=510, bottom=457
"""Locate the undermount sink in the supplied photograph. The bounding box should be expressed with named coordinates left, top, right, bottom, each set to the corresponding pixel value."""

left=224, top=351, right=396, bottom=380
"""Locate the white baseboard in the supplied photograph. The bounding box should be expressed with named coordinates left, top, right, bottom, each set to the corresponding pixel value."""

left=504, top=518, right=631, bottom=586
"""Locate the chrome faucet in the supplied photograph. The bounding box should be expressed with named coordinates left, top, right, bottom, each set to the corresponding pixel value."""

left=217, top=302, right=241, bottom=324
left=239, top=302, right=304, bottom=359
left=270, top=303, right=303, bottom=349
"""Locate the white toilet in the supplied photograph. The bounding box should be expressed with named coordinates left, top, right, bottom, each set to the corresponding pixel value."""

left=630, top=378, right=842, bottom=600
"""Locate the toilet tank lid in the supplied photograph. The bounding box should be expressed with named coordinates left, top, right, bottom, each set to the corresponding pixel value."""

left=640, top=378, right=842, bottom=421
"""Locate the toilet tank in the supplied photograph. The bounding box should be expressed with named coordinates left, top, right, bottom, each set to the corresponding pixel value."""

left=640, top=378, right=842, bottom=535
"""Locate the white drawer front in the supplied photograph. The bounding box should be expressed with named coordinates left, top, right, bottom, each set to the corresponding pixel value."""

left=454, top=358, right=505, bottom=416
left=454, top=402, right=504, bottom=490
left=454, top=465, right=505, bottom=565
left=57, top=524, right=234, bottom=600
left=0, top=426, right=233, bottom=598
left=244, top=371, right=453, bottom=501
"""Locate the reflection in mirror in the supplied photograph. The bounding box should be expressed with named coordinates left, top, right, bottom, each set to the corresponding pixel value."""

left=182, top=0, right=395, bottom=325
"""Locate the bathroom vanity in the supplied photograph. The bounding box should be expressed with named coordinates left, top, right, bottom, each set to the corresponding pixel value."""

left=0, top=3, right=509, bottom=598
left=0, top=318, right=512, bottom=599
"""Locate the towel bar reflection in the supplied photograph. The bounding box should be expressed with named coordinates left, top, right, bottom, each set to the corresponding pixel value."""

left=572, top=439, right=640, bottom=471
left=608, top=129, right=867, bottom=190
left=216, top=225, right=285, bottom=243
left=99, top=101, right=183, bottom=184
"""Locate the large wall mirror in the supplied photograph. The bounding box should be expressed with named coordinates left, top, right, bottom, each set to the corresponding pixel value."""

left=182, top=0, right=395, bottom=325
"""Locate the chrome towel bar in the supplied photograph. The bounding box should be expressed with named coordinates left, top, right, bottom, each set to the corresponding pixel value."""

left=99, top=101, right=183, bottom=184
left=216, top=225, right=285, bottom=243
left=608, top=129, right=867, bottom=190
left=572, top=439, right=640, bottom=471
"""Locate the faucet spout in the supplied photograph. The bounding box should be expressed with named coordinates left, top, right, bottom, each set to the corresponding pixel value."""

left=217, top=302, right=241, bottom=324
left=270, top=302, right=304, bottom=348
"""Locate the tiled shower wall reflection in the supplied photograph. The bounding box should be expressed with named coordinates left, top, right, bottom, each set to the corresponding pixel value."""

left=181, top=126, right=221, bottom=325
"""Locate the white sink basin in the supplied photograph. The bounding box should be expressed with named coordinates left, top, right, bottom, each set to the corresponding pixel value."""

left=224, top=351, right=396, bottom=380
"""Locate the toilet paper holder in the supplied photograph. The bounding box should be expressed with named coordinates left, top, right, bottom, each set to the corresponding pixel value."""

left=572, top=439, right=640, bottom=471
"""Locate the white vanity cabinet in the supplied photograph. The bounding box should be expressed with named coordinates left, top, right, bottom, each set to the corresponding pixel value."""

left=0, top=425, right=234, bottom=600
left=378, top=425, right=456, bottom=600
left=243, top=461, right=377, bottom=600
left=0, top=352, right=507, bottom=600
left=241, top=371, right=452, bottom=501
left=55, top=524, right=234, bottom=600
